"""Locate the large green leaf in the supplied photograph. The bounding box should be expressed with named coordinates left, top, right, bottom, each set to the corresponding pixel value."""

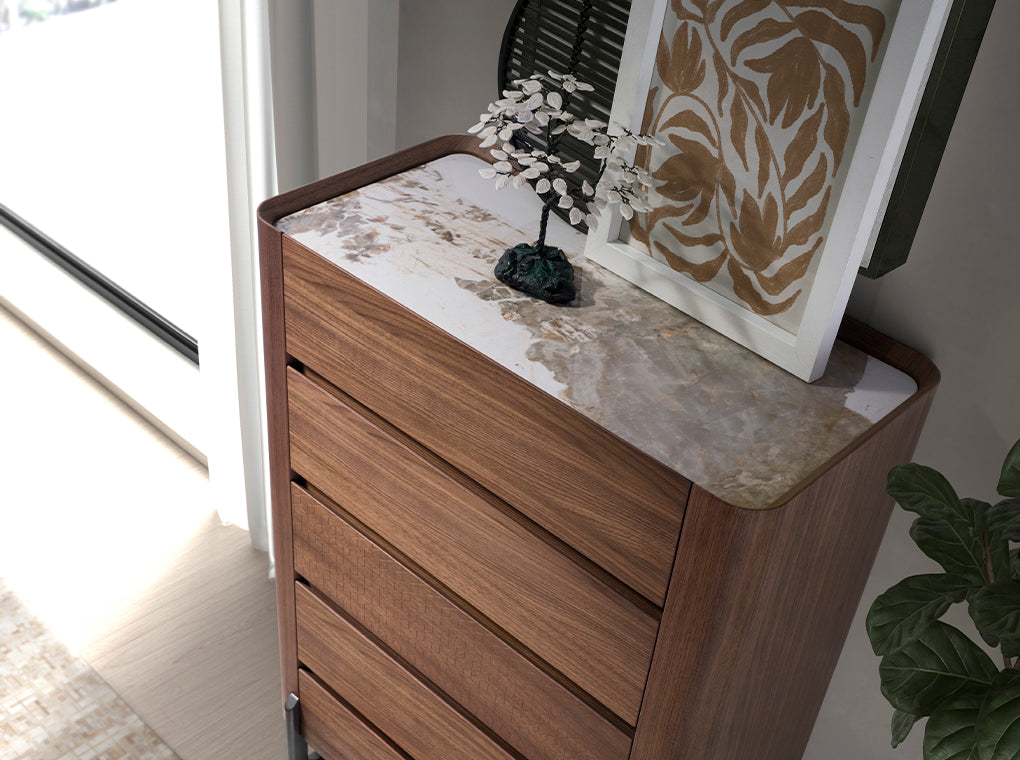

left=890, top=463, right=963, bottom=519
left=990, top=530, right=1015, bottom=589
left=894, top=708, right=921, bottom=747
left=1003, top=638, right=1020, bottom=661
left=868, top=574, right=973, bottom=655
left=911, top=504, right=991, bottom=584
left=880, top=622, right=997, bottom=716
left=998, top=439, right=1020, bottom=498
left=987, top=499, right=1020, bottom=543
left=975, top=673, right=1020, bottom=760
left=969, top=581, right=1020, bottom=652
left=923, top=688, right=987, bottom=760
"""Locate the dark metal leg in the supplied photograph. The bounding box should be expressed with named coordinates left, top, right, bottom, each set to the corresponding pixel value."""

left=285, top=693, right=309, bottom=760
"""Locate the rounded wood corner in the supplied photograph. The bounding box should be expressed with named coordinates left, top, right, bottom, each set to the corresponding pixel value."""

left=257, top=134, right=492, bottom=228
left=836, top=317, right=940, bottom=396
left=753, top=318, right=940, bottom=512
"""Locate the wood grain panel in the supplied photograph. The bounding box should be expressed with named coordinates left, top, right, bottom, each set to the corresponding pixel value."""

left=292, top=484, right=632, bottom=760
left=298, top=670, right=405, bottom=760
left=256, top=215, right=298, bottom=701
left=630, top=378, right=938, bottom=760
left=295, top=583, right=516, bottom=760
left=257, top=135, right=493, bottom=705
left=287, top=368, right=656, bottom=725
left=281, top=235, right=689, bottom=605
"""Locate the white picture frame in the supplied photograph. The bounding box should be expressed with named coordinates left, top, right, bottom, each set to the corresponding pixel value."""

left=585, top=0, right=953, bottom=381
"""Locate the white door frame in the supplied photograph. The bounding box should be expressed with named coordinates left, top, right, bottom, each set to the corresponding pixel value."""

left=212, top=0, right=399, bottom=556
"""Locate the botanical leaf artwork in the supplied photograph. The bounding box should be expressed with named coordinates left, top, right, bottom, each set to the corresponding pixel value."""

left=625, top=0, right=894, bottom=328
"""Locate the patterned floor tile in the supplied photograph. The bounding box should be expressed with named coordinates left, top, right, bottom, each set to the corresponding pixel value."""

left=1, top=580, right=180, bottom=760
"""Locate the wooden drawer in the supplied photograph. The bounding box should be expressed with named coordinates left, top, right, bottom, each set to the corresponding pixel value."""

left=287, top=368, right=656, bottom=724
left=292, top=484, right=632, bottom=760
left=296, top=583, right=516, bottom=760
left=282, top=236, right=689, bottom=605
left=298, top=670, right=404, bottom=760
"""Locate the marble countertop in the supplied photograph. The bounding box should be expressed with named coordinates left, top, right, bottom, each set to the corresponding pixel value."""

left=277, top=153, right=917, bottom=509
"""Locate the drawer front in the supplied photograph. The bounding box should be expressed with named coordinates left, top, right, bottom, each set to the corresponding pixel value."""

left=299, top=670, right=404, bottom=760
left=296, top=583, right=516, bottom=760
left=287, top=368, right=655, bottom=724
left=282, top=236, right=688, bottom=605
left=293, top=484, right=633, bottom=760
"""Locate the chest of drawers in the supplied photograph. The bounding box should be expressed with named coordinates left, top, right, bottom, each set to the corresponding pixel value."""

left=258, top=135, right=938, bottom=760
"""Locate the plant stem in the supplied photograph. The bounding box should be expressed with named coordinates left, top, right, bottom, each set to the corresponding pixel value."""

left=537, top=198, right=553, bottom=252
left=983, top=530, right=1015, bottom=669
left=985, top=529, right=995, bottom=585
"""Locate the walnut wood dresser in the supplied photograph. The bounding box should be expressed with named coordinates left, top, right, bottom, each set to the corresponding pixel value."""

left=257, top=135, right=939, bottom=760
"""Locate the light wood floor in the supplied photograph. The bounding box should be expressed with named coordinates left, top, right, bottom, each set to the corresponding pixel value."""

left=0, top=303, right=285, bottom=760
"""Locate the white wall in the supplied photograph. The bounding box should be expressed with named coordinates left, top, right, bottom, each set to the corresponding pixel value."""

left=268, top=0, right=317, bottom=192
left=846, top=1, right=1020, bottom=494
left=394, top=2, right=1020, bottom=758
left=807, top=2, right=1020, bottom=757
left=395, top=0, right=517, bottom=150
left=269, top=0, right=399, bottom=188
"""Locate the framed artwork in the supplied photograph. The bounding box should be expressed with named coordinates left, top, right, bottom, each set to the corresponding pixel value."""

left=585, top=0, right=954, bottom=381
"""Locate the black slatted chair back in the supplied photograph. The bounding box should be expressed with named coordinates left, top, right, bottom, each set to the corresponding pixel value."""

left=498, top=0, right=633, bottom=218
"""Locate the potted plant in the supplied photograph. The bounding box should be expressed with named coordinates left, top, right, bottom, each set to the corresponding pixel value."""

left=468, top=71, right=659, bottom=304
left=866, top=438, right=1020, bottom=758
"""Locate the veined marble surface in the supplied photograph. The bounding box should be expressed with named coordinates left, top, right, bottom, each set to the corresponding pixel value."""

left=278, top=154, right=917, bottom=509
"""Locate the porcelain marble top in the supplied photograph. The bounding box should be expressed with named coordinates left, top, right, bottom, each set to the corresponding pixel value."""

left=277, top=153, right=917, bottom=509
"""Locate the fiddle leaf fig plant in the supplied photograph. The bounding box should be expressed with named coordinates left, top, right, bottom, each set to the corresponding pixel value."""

left=866, top=438, right=1020, bottom=758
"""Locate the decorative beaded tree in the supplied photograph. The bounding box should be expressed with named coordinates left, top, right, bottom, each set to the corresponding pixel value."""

left=469, top=71, right=659, bottom=304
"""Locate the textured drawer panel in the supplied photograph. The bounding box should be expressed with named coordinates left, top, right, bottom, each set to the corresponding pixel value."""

left=287, top=368, right=656, bottom=724
left=298, top=670, right=404, bottom=760
left=293, top=484, right=633, bottom=759
left=282, top=236, right=688, bottom=605
left=296, top=583, right=516, bottom=760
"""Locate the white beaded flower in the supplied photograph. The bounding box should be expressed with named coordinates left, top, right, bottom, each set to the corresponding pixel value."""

left=469, top=71, right=661, bottom=231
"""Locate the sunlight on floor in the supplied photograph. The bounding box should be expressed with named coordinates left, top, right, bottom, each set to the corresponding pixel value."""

left=0, top=303, right=214, bottom=655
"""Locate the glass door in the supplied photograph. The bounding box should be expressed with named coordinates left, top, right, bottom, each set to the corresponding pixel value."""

left=0, top=0, right=231, bottom=456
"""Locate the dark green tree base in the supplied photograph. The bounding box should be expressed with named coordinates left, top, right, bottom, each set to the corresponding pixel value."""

left=494, top=243, right=576, bottom=305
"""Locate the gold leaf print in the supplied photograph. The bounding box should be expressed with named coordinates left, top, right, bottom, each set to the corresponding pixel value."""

left=660, top=108, right=715, bottom=147
left=665, top=24, right=708, bottom=95
left=783, top=0, right=886, bottom=51
left=728, top=257, right=801, bottom=315
left=792, top=9, right=870, bottom=104
left=730, top=17, right=796, bottom=63
left=786, top=153, right=827, bottom=215
left=713, top=50, right=730, bottom=110
left=655, top=241, right=727, bottom=281
left=720, top=0, right=773, bottom=41
left=785, top=185, right=831, bottom=247
left=655, top=30, right=673, bottom=88
left=753, top=239, right=820, bottom=295
left=634, top=85, right=659, bottom=169
left=745, top=37, right=821, bottom=128
left=782, top=107, right=823, bottom=183
left=654, top=136, right=720, bottom=226
left=754, top=124, right=771, bottom=194
left=822, top=63, right=850, bottom=171
left=629, top=0, right=890, bottom=318
left=730, top=95, right=750, bottom=171
left=672, top=0, right=707, bottom=23
left=729, top=191, right=783, bottom=272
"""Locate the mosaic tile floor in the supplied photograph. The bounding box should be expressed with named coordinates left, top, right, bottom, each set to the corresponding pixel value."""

left=0, top=579, right=180, bottom=760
